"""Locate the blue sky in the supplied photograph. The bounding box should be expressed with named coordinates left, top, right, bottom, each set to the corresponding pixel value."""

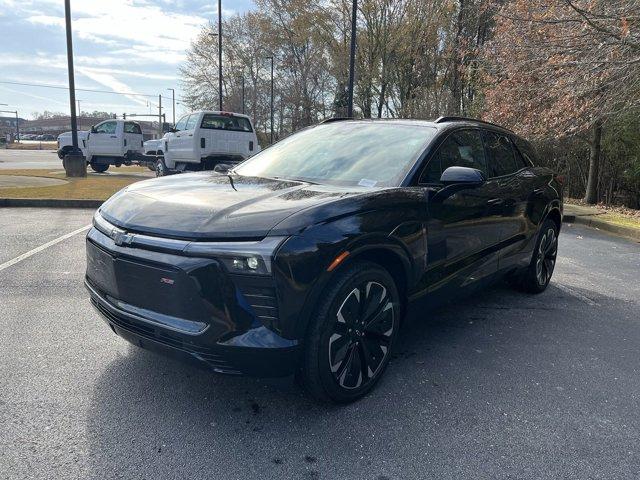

left=0, top=0, right=255, bottom=120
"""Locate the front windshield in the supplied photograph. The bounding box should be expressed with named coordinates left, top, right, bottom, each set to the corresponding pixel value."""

left=234, top=122, right=437, bottom=187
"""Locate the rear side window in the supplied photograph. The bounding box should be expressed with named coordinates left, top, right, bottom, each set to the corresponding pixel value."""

left=420, top=129, right=486, bottom=184
left=201, top=114, right=253, bottom=132
left=484, top=131, right=519, bottom=177
left=512, top=136, right=537, bottom=166
left=124, top=122, right=141, bottom=134
left=175, top=115, right=189, bottom=131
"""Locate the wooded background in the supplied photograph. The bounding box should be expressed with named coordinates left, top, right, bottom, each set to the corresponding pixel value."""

left=180, top=0, right=640, bottom=207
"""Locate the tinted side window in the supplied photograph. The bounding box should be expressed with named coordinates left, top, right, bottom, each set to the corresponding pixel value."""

left=513, top=136, right=537, bottom=166
left=484, top=131, right=518, bottom=177
left=201, top=114, right=253, bottom=132
left=124, top=122, right=141, bottom=134
left=175, top=115, right=189, bottom=131
left=185, top=114, right=199, bottom=130
left=95, top=121, right=116, bottom=134
left=420, top=129, right=486, bottom=184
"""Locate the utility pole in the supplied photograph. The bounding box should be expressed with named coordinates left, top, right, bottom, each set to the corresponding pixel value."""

left=15, top=110, right=19, bottom=141
left=218, top=0, right=223, bottom=110
left=167, top=88, right=175, bottom=125
left=347, top=0, right=358, bottom=118
left=158, top=94, right=163, bottom=137
left=76, top=100, right=81, bottom=130
left=63, top=0, right=85, bottom=177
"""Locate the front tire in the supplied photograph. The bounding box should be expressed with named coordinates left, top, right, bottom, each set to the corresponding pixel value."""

left=155, top=157, right=169, bottom=177
left=301, top=261, right=400, bottom=403
left=517, top=219, right=558, bottom=293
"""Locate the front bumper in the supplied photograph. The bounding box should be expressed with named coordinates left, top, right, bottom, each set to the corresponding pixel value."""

left=85, top=225, right=301, bottom=377
left=87, top=279, right=301, bottom=376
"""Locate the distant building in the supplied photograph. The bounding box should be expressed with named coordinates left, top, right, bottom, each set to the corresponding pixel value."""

left=0, top=116, right=25, bottom=139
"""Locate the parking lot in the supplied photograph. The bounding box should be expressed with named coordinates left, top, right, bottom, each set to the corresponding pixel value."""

left=0, top=150, right=61, bottom=170
left=1, top=207, right=639, bottom=479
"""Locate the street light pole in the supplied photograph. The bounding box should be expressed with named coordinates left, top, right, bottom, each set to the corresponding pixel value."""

left=158, top=94, right=163, bottom=136
left=218, top=0, right=223, bottom=110
left=167, top=88, right=176, bottom=125
left=241, top=74, right=245, bottom=115
left=63, top=0, right=85, bottom=176
left=347, top=0, right=358, bottom=118
left=265, top=56, right=274, bottom=144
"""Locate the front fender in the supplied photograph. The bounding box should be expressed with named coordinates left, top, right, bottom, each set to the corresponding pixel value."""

left=272, top=213, right=426, bottom=340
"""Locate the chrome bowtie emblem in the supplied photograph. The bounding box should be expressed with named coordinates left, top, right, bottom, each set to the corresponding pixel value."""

left=111, top=228, right=133, bottom=247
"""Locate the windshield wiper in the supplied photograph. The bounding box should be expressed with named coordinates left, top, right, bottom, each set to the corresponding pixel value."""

left=272, top=176, right=320, bottom=185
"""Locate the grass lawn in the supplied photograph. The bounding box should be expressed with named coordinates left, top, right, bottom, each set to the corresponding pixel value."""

left=598, top=212, right=640, bottom=230
left=5, top=142, right=57, bottom=150
left=0, top=168, right=150, bottom=200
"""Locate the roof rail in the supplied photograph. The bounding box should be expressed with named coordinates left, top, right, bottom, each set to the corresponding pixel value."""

left=434, top=116, right=509, bottom=130
left=319, top=117, right=352, bottom=124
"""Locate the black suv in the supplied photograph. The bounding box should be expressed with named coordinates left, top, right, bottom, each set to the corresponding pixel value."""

left=85, top=117, right=563, bottom=403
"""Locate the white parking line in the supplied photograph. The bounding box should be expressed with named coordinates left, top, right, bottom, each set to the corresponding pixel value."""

left=0, top=224, right=92, bottom=273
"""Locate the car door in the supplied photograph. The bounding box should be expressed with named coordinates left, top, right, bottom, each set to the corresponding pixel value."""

left=418, top=128, right=502, bottom=291
left=167, top=114, right=189, bottom=160
left=89, top=120, right=119, bottom=155
left=482, top=130, right=535, bottom=270
left=123, top=121, right=143, bottom=153
left=175, top=114, right=198, bottom=161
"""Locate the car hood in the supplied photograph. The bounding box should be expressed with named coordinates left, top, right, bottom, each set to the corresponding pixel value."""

left=99, top=172, right=367, bottom=240
left=59, top=130, right=89, bottom=139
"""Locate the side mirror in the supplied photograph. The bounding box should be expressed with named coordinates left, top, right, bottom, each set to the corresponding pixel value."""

left=169, top=127, right=177, bottom=133
left=440, top=166, right=485, bottom=186
left=90, top=125, right=97, bottom=133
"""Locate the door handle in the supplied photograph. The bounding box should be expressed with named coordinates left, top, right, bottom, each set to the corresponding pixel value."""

left=110, top=135, right=117, bottom=138
left=188, top=134, right=193, bottom=137
left=487, top=198, right=504, bottom=206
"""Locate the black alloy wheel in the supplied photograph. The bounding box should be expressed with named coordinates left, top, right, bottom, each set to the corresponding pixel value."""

left=535, top=226, right=558, bottom=287
left=518, top=218, right=558, bottom=293
left=302, top=261, right=400, bottom=403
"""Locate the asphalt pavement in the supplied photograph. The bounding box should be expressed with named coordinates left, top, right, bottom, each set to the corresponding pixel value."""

left=1, top=208, right=639, bottom=480
left=0, top=150, right=61, bottom=170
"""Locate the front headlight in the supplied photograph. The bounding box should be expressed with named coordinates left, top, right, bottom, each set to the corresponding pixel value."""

left=184, top=236, right=285, bottom=275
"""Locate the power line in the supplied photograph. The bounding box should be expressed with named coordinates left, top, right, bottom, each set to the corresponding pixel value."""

left=0, top=80, right=159, bottom=98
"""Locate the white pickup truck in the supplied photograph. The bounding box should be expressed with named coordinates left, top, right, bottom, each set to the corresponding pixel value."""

left=156, top=111, right=260, bottom=176
left=57, top=119, right=144, bottom=172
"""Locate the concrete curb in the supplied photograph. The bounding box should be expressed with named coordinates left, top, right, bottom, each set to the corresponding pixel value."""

left=563, top=213, right=640, bottom=242
left=0, top=198, right=102, bottom=208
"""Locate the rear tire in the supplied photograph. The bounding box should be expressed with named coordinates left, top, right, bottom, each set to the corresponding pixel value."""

left=90, top=162, right=109, bottom=173
left=301, top=261, right=400, bottom=403
left=516, top=218, right=558, bottom=293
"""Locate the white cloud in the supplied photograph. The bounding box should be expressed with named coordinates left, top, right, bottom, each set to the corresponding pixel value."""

left=26, top=0, right=207, bottom=64
left=76, top=67, right=149, bottom=107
